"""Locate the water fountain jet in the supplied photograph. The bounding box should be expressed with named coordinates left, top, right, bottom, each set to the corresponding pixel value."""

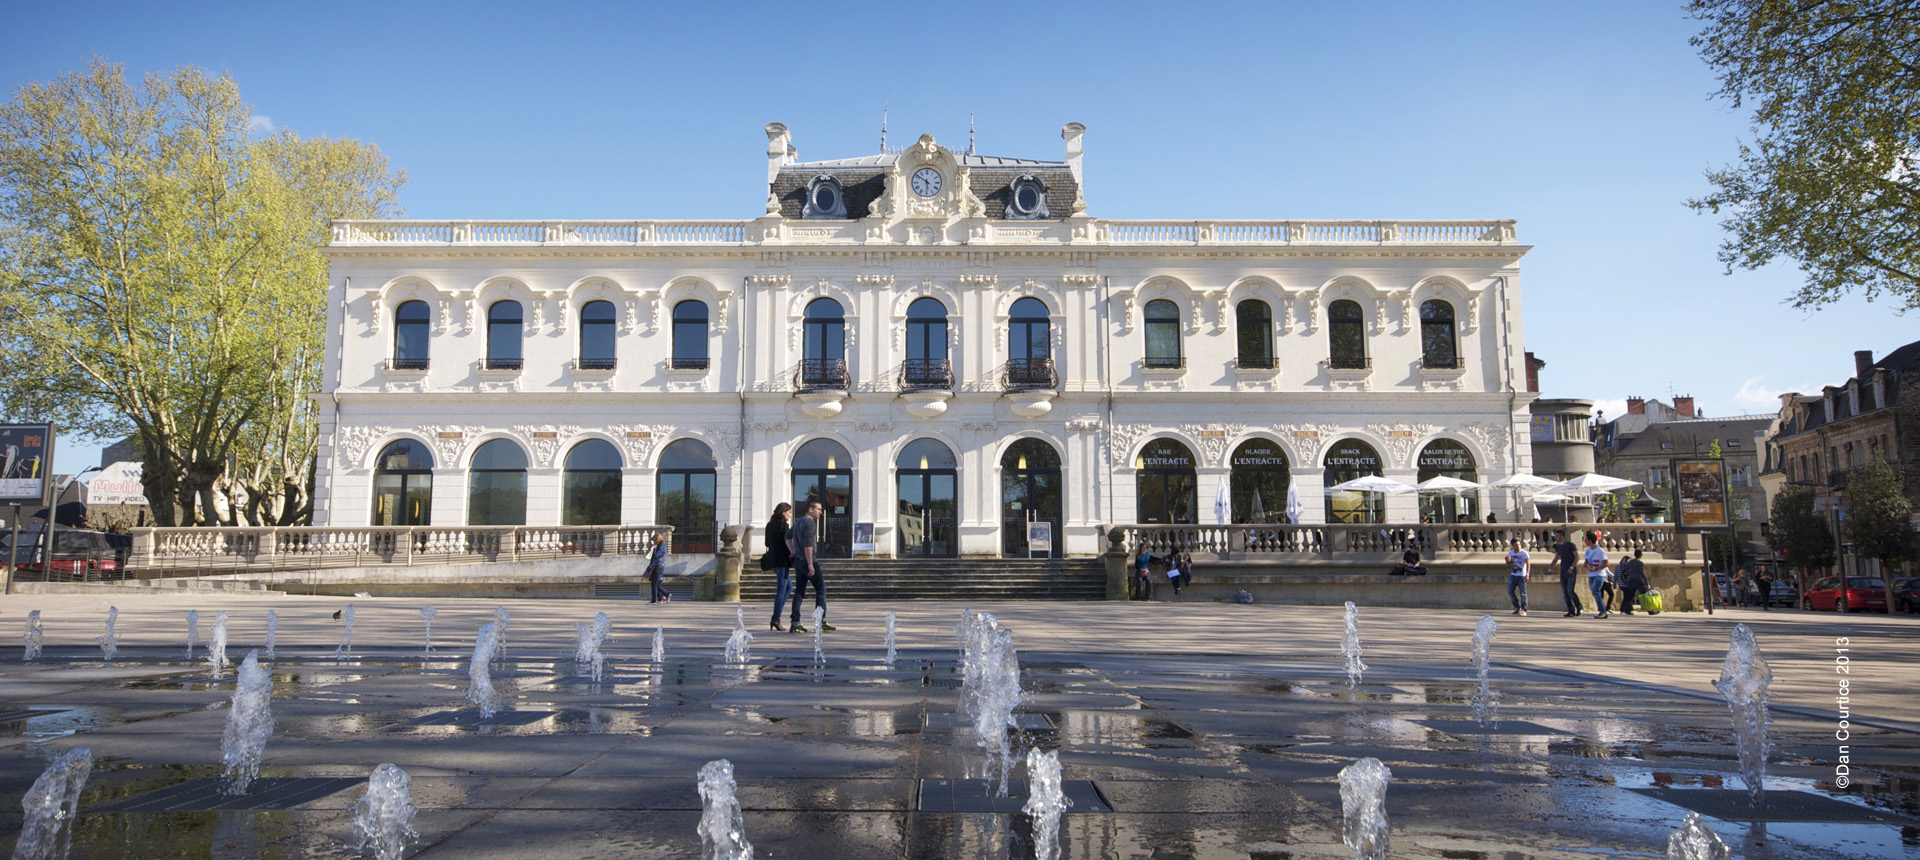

left=220, top=650, right=273, bottom=795
left=419, top=605, right=436, bottom=654
left=97, top=606, right=117, bottom=662
left=468, top=622, right=502, bottom=718
left=334, top=604, right=355, bottom=661
left=264, top=610, right=277, bottom=660
left=696, top=759, right=753, bottom=860
left=14, top=747, right=91, bottom=860
left=810, top=606, right=825, bottom=666
left=1340, top=601, right=1366, bottom=688
left=351, top=763, right=418, bottom=860
left=1339, top=757, right=1392, bottom=860
left=1470, top=615, right=1499, bottom=726
left=186, top=609, right=199, bottom=660
left=23, top=609, right=42, bottom=662
left=652, top=627, right=665, bottom=664
left=1665, top=812, right=1731, bottom=859
left=208, top=611, right=229, bottom=679
left=1713, top=623, right=1772, bottom=805
left=1021, top=747, right=1070, bottom=860
left=883, top=612, right=897, bottom=667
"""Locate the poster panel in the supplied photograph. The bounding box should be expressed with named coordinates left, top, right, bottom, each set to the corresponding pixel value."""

left=1675, top=459, right=1729, bottom=530
left=1026, top=521, right=1053, bottom=555
left=0, top=425, right=53, bottom=503
left=852, top=522, right=875, bottom=553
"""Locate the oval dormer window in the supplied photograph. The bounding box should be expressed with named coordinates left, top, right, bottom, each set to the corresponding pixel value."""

left=1007, top=174, right=1049, bottom=220
left=804, top=174, right=846, bottom=219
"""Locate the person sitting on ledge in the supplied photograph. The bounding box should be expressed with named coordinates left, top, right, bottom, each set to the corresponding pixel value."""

left=1392, top=542, right=1428, bottom=576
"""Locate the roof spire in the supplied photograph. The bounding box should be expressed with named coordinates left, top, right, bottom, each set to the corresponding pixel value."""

left=880, top=103, right=888, bottom=154
left=968, top=113, right=975, bottom=155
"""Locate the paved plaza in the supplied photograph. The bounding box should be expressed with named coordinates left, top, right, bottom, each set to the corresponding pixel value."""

left=1, top=592, right=1917, bottom=858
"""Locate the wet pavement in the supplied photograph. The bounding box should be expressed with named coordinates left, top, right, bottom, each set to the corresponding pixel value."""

left=1, top=594, right=1916, bottom=858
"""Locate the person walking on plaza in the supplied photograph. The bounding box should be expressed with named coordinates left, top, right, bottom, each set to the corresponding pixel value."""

left=1552, top=530, right=1582, bottom=616
left=1583, top=531, right=1611, bottom=619
left=788, top=501, right=833, bottom=633
left=1617, top=548, right=1648, bottom=615
left=1504, top=538, right=1530, bottom=616
left=762, top=503, right=794, bottom=631
left=1755, top=567, right=1774, bottom=611
left=645, top=532, right=670, bottom=604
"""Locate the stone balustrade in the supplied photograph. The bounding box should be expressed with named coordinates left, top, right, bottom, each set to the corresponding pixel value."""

left=1109, top=523, right=1688, bottom=562
left=131, top=525, right=673, bottom=574
left=330, top=218, right=1518, bottom=247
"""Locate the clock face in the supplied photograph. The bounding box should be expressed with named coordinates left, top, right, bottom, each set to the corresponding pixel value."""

left=911, top=168, right=942, bottom=197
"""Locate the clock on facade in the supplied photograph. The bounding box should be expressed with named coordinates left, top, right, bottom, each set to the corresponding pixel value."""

left=910, top=168, right=942, bottom=197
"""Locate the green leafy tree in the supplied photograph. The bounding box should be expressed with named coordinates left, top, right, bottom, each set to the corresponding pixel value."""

left=1768, top=483, right=1836, bottom=571
left=0, top=60, right=404, bottom=525
left=1687, top=0, right=1920, bottom=310
left=1844, top=459, right=1917, bottom=569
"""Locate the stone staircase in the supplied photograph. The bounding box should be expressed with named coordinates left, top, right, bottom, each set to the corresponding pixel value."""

left=737, top=558, right=1108, bottom=601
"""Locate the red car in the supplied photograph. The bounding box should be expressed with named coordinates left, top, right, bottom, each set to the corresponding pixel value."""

left=1801, top=576, right=1890, bottom=613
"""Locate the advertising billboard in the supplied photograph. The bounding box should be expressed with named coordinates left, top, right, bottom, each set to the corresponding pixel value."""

left=85, top=461, right=150, bottom=506
left=1674, top=459, right=1729, bottom=530
left=0, top=424, right=54, bottom=504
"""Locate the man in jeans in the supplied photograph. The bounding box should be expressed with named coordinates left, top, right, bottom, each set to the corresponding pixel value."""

left=788, top=501, right=834, bottom=633
left=1552, top=530, right=1582, bottom=617
left=1504, top=538, right=1530, bottom=616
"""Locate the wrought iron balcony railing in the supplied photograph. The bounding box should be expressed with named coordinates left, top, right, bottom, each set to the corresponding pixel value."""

left=1329, top=355, right=1371, bottom=370
left=794, top=358, right=850, bottom=391
left=671, top=357, right=710, bottom=370
left=899, top=358, right=954, bottom=392
left=388, top=357, right=429, bottom=371
left=1421, top=355, right=1462, bottom=370
left=1237, top=355, right=1276, bottom=370
left=483, top=358, right=523, bottom=371
left=1002, top=358, right=1058, bottom=391
left=576, top=357, right=617, bottom=370
left=1143, top=355, right=1185, bottom=370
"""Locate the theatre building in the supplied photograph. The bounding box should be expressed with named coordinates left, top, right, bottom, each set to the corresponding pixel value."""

left=313, top=123, right=1537, bottom=558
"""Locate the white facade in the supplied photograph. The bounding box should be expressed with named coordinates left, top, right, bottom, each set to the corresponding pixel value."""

left=314, top=123, right=1537, bottom=557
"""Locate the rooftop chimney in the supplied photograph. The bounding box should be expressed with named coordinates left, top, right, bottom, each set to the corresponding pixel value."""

left=1523, top=352, right=1542, bottom=392
left=1856, top=350, right=1875, bottom=379
left=1061, top=122, right=1086, bottom=213
left=1674, top=395, right=1696, bottom=418
left=1626, top=397, right=1645, bottom=414
left=765, top=122, right=793, bottom=187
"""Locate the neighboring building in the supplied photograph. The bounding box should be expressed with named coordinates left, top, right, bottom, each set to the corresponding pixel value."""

left=1762, top=341, right=1920, bottom=577
left=1596, top=398, right=1769, bottom=558
left=312, top=123, right=1538, bottom=558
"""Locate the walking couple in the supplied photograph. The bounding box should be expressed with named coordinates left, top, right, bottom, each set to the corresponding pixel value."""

left=762, top=501, right=832, bottom=633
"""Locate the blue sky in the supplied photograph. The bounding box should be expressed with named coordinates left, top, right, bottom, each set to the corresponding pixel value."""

left=6, top=0, right=1911, bottom=474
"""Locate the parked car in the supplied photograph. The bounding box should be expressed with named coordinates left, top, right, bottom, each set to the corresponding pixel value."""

left=1893, top=578, right=1920, bottom=615
left=1, top=528, right=123, bottom=580
left=1763, top=576, right=1799, bottom=608
left=1802, top=576, right=1890, bottom=613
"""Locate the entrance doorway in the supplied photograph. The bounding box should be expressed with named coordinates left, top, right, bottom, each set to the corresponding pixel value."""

left=1136, top=438, right=1198, bottom=524
left=792, top=438, right=853, bottom=558
left=1001, top=438, right=1062, bottom=557
left=896, top=438, right=957, bottom=558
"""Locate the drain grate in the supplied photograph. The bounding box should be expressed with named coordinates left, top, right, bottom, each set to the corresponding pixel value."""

left=1629, top=789, right=1918, bottom=824
left=1415, top=719, right=1569, bottom=737
left=917, top=778, right=1112, bottom=813
left=90, top=777, right=365, bottom=812
left=387, top=709, right=557, bottom=729
left=0, top=708, right=64, bottom=723
left=923, top=713, right=1053, bottom=731
left=924, top=677, right=964, bottom=688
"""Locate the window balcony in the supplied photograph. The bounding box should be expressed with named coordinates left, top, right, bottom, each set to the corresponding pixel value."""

left=1237, top=355, right=1276, bottom=370
left=387, top=357, right=429, bottom=371
left=670, top=357, right=710, bottom=371
left=575, top=357, right=617, bottom=371
left=1143, top=355, right=1185, bottom=370
left=899, top=358, right=954, bottom=392
left=1328, top=355, right=1370, bottom=370
left=794, top=358, right=850, bottom=392
left=483, top=358, right=523, bottom=371
left=1002, top=358, right=1058, bottom=391
left=1421, top=355, right=1462, bottom=370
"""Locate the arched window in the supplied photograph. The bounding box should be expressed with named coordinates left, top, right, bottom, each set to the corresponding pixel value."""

left=902, top=297, right=951, bottom=390
left=486, top=300, right=523, bottom=370
left=1420, top=299, right=1458, bottom=369
left=1328, top=300, right=1367, bottom=369
left=467, top=440, right=528, bottom=526
left=1002, top=438, right=1063, bottom=557
left=655, top=440, right=713, bottom=549
left=1006, top=297, right=1055, bottom=388
left=1143, top=299, right=1183, bottom=369
left=800, top=298, right=847, bottom=389
left=563, top=439, right=624, bottom=526
left=1135, top=438, right=1197, bottom=524
left=1324, top=439, right=1384, bottom=524
left=672, top=300, right=709, bottom=370
left=1416, top=439, right=1479, bottom=523
left=393, top=301, right=430, bottom=369
left=371, top=439, right=433, bottom=526
left=579, top=300, right=616, bottom=369
left=896, top=438, right=958, bottom=557
left=1230, top=439, right=1290, bottom=523
left=792, top=438, right=853, bottom=558
left=1236, top=300, right=1274, bottom=369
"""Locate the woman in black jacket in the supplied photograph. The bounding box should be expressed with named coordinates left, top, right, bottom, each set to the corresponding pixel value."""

left=764, top=503, right=795, bottom=631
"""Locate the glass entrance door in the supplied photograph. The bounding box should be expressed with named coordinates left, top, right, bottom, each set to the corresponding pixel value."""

left=1001, top=439, right=1062, bottom=557
left=792, top=472, right=852, bottom=559
left=897, top=471, right=957, bottom=557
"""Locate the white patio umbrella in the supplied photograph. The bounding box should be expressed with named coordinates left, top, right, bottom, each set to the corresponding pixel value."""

left=1489, top=472, right=1562, bottom=490
left=1414, top=476, right=1484, bottom=491
left=1551, top=473, right=1641, bottom=495
left=1285, top=482, right=1304, bottom=524
left=1213, top=475, right=1231, bottom=525
left=1326, top=475, right=1416, bottom=494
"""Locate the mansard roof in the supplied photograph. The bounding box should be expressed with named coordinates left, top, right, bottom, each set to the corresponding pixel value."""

left=771, top=151, right=1078, bottom=221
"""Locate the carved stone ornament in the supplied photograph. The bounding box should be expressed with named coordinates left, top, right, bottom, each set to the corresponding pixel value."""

left=1107, top=422, right=1150, bottom=466
left=511, top=424, right=581, bottom=467
left=1280, top=296, right=1296, bottom=334
left=856, top=274, right=893, bottom=287
left=956, top=166, right=985, bottom=218
left=856, top=422, right=894, bottom=434
left=434, top=299, right=452, bottom=335
left=1371, top=300, right=1385, bottom=336
left=1063, top=274, right=1098, bottom=288
left=644, top=292, right=662, bottom=334
left=1365, top=423, right=1438, bottom=466
left=417, top=425, right=473, bottom=466
left=910, top=133, right=941, bottom=165
left=1464, top=291, right=1481, bottom=334
left=364, top=291, right=385, bottom=335
left=1393, top=291, right=1413, bottom=335
left=959, top=421, right=999, bottom=433
left=1212, top=292, right=1229, bottom=334
left=1180, top=423, right=1246, bottom=465
left=528, top=300, right=546, bottom=335
left=1114, top=291, right=1136, bottom=334
left=1065, top=417, right=1103, bottom=432
left=552, top=294, right=569, bottom=336
left=621, top=299, right=639, bottom=335
left=334, top=425, right=393, bottom=469
left=749, top=274, right=791, bottom=288
left=749, top=421, right=790, bottom=436
left=712, top=430, right=744, bottom=469
left=463, top=295, right=479, bottom=335
left=868, top=173, right=895, bottom=220
left=714, top=293, right=731, bottom=335
left=1456, top=422, right=1507, bottom=470
left=611, top=425, right=664, bottom=466
left=1301, top=291, right=1320, bottom=334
